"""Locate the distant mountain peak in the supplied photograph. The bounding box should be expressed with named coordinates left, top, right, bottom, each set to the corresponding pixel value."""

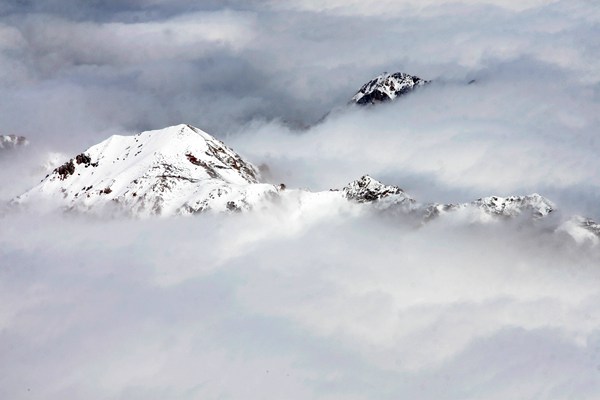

left=351, top=72, right=429, bottom=105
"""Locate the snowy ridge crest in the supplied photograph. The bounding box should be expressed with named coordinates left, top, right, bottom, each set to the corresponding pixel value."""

left=341, top=175, right=556, bottom=222
left=471, top=194, right=554, bottom=218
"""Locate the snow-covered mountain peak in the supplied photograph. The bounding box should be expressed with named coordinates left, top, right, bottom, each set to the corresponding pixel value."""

left=91, top=124, right=260, bottom=184
left=13, top=124, right=277, bottom=216
left=351, top=72, right=429, bottom=105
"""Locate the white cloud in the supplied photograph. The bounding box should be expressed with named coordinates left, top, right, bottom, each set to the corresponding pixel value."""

left=1, top=211, right=599, bottom=399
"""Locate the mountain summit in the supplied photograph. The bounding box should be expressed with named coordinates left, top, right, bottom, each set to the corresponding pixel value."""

left=351, top=72, right=428, bottom=105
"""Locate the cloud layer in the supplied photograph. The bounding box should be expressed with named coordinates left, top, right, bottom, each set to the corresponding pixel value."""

left=1, top=210, right=600, bottom=399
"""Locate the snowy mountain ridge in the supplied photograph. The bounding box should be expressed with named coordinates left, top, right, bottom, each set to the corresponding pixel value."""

left=470, top=194, right=554, bottom=218
left=339, top=176, right=599, bottom=242
left=10, top=123, right=600, bottom=243
left=341, top=175, right=556, bottom=222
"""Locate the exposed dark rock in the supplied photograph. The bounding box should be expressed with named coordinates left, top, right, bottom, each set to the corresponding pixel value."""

left=226, top=201, right=241, bottom=212
left=54, top=160, right=75, bottom=180
left=75, top=153, right=92, bottom=166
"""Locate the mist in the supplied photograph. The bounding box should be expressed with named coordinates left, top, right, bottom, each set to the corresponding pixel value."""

left=2, top=209, right=600, bottom=399
left=2, top=0, right=600, bottom=399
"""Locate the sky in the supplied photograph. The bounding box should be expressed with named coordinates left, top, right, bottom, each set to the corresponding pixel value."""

left=1, top=1, right=600, bottom=399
